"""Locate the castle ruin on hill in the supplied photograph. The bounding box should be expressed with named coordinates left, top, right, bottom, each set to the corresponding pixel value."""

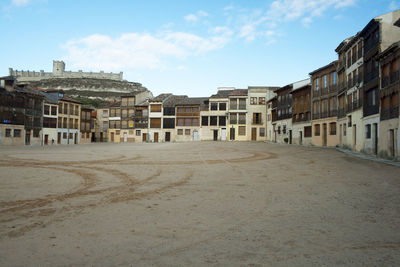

left=9, top=60, right=123, bottom=82
left=8, top=61, right=152, bottom=101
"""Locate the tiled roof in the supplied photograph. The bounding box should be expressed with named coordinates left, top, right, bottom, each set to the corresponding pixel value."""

left=309, top=60, right=338, bottom=76
left=149, top=93, right=172, bottom=102
left=163, top=95, right=188, bottom=107
left=229, top=89, right=248, bottom=96
left=210, top=90, right=233, bottom=98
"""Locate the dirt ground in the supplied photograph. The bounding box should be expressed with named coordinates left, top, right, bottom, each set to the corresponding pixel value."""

left=0, top=142, right=399, bottom=266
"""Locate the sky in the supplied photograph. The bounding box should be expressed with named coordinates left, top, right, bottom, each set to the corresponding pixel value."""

left=0, top=0, right=399, bottom=97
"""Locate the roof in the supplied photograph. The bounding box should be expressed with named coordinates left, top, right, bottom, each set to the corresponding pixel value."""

left=120, top=90, right=146, bottom=97
left=309, top=60, right=338, bottom=76
left=229, top=89, right=248, bottom=96
left=291, top=84, right=311, bottom=94
left=82, top=105, right=95, bottom=110
left=163, top=95, right=188, bottom=107
left=149, top=93, right=172, bottom=103
left=135, top=99, right=149, bottom=107
left=60, top=96, right=82, bottom=104
left=376, top=41, right=400, bottom=60
left=274, top=84, right=293, bottom=94
left=109, top=101, right=121, bottom=108
left=175, top=97, right=209, bottom=108
left=335, top=35, right=356, bottom=53
left=210, top=89, right=233, bottom=98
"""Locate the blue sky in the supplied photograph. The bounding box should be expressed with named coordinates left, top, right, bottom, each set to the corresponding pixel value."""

left=1, top=0, right=399, bottom=97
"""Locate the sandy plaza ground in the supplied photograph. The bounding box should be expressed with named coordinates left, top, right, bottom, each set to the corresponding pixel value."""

left=0, top=141, right=399, bottom=266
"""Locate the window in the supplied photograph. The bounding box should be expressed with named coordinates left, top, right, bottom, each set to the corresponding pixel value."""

left=239, top=98, right=246, bottom=109
left=201, top=116, right=208, bottom=126
left=238, top=113, right=246, bottom=124
left=253, top=113, right=262, bottom=124
left=64, top=103, right=68, bottom=114
left=136, top=130, right=141, bottom=136
left=116, top=130, right=120, bottom=135
left=323, top=75, right=327, bottom=88
left=63, top=132, right=67, bottom=139
left=343, top=124, right=346, bottom=136
left=210, top=103, right=218, bottom=110
left=230, top=113, right=237, bottom=124
left=150, top=118, right=161, bottom=128
left=177, top=129, right=183, bottom=135
left=260, top=128, right=265, bottom=137
left=238, top=126, right=246, bottom=136
left=150, top=104, right=162, bottom=112
left=210, top=116, right=218, bottom=126
left=219, top=103, right=226, bottom=110
left=58, top=103, right=63, bottom=114
left=259, top=97, right=265, bottom=105
left=163, top=118, right=175, bottom=129
left=333, top=72, right=337, bottom=85
left=219, top=116, right=226, bottom=126
left=44, top=105, right=50, bottom=115
left=315, top=78, right=319, bottom=91
left=69, top=133, right=73, bottom=139
left=329, top=122, right=336, bottom=135
left=348, top=115, right=352, bottom=128
left=33, top=129, right=40, bottom=138
left=250, top=97, right=257, bottom=105
left=283, top=125, right=286, bottom=134
left=5, top=129, right=11, bottom=137
left=51, top=106, right=57, bottom=116
left=304, top=126, right=312, bottom=137
left=75, top=119, right=79, bottom=129
left=185, top=129, right=191, bottom=135
left=103, top=121, right=109, bottom=129
left=163, top=107, right=175, bottom=116
left=365, top=124, right=371, bottom=139
left=13, top=129, right=21, bottom=137
left=103, top=110, right=108, bottom=117
left=314, top=124, right=320, bottom=136
left=277, top=126, right=281, bottom=134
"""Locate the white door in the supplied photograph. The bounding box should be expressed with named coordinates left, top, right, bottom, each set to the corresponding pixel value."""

left=221, top=128, right=226, bottom=141
left=123, top=132, right=127, bottom=143
left=193, top=130, right=198, bottom=141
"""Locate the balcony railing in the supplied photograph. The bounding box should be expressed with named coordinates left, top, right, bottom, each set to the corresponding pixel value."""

left=364, top=104, right=379, bottom=117
left=337, top=82, right=347, bottom=94
left=313, top=113, right=320, bottom=120
left=353, top=100, right=362, bottom=110
left=176, top=112, right=200, bottom=117
left=365, top=70, right=379, bottom=84
left=338, top=108, right=346, bottom=118
left=380, top=106, right=399, bottom=121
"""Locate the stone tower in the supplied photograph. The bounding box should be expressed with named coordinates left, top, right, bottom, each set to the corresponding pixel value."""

left=53, top=60, right=65, bottom=76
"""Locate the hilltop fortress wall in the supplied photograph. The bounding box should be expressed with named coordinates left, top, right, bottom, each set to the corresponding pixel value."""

left=9, top=60, right=123, bottom=82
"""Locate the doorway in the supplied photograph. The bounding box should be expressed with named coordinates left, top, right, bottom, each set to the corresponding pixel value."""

left=154, top=132, right=159, bottom=142
left=323, top=123, right=327, bottom=146
left=213, top=130, right=218, bottom=141
left=165, top=132, right=171, bottom=142
left=142, top=133, right=147, bottom=142
left=221, top=128, right=226, bottom=141
left=193, top=130, right=199, bottom=141
left=390, top=129, right=395, bottom=158
left=58, top=132, right=61, bottom=144
left=251, top=128, right=257, bottom=141
left=74, top=133, right=78, bottom=144
left=230, top=127, right=235, bottom=140
left=353, top=125, right=356, bottom=147
left=44, top=134, right=49, bottom=145
left=289, top=130, right=292, bottom=144
left=111, top=132, right=114, bottom=142
left=25, top=130, right=30, bottom=145
left=299, top=131, right=303, bottom=145
left=123, top=132, right=127, bottom=143
left=373, top=123, right=378, bottom=155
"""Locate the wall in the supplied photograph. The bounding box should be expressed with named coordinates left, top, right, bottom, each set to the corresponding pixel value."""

left=378, top=118, right=398, bottom=159
left=362, top=114, right=380, bottom=154
left=0, top=125, right=25, bottom=146
left=57, top=129, right=80, bottom=145
left=292, top=122, right=312, bottom=146
left=312, top=117, right=339, bottom=147
left=274, top=119, right=292, bottom=144
left=42, top=128, right=58, bottom=145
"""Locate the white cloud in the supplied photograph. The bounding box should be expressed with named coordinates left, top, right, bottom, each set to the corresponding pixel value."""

left=62, top=29, right=233, bottom=72
left=239, top=24, right=256, bottom=41
left=389, top=1, right=399, bottom=10
left=184, top=14, right=198, bottom=22
left=184, top=10, right=209, bottom=22
left=266, top=0, right=356, bottom=23
left=224, top=5, right=234, bottom=11
left=11, top=0, right=30, bottom=6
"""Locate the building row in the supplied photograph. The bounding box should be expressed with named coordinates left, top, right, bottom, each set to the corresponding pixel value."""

left=268, top=10, right=400, bottom=160
left=1, top=11, right=399, bottom=160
